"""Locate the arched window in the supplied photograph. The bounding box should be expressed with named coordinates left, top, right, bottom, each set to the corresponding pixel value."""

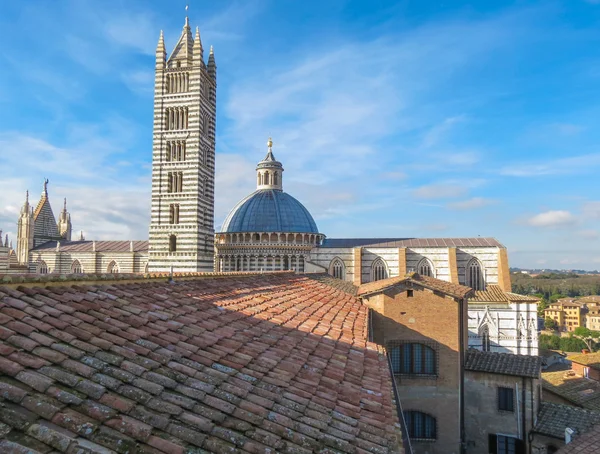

left=417, top=258, right=434, bottom=277
left=264, top=171, right=270, bottom=185
left=38, top=260, right=48, bottom=274
left=273, top=172, right=278, bottom=186
left=467, top=259, right=485, bottom=290
left=169, top=235, right=177, bottom=252
left=481, top=325, right=491, bottom=352
left=389, top=343, right=436, bottom=375
left=330, top=258, right=345, bottom=280
left=107, top=261, right=119, bottom=274
left=71, top=260, right=82, bottom=274
left=371, top=258, right=388, bottom=281
left=257, top=174, right=261, bottom=186
left=403, top=411, right=437, bottom=440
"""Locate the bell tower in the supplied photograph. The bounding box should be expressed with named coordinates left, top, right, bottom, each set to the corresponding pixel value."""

left=148, top=16, right=217, bottom=272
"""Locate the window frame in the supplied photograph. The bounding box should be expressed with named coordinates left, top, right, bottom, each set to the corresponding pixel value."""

left=403, top=410, right=437, bottom=441
left=417, top=258, right=434, bottom=277
left=498, top=387, right=514, bottom=412
left=388, top=341, right=438, bottom=377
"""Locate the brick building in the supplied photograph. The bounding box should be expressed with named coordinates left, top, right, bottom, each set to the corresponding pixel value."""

left=568, top=352, right=600, bottom=381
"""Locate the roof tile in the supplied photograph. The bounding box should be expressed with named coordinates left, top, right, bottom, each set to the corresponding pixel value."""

left=0, top=274, right=403, bottom=453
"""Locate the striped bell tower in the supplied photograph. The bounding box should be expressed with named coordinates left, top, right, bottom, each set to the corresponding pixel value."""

left=148, top=17, right=217, bottom=272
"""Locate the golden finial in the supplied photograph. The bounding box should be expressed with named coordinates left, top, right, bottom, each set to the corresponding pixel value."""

left=267, top=137, right=273, bottom=150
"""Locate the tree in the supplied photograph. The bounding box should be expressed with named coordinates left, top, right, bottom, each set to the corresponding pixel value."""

left=559, top=335, right=587, bottom=353
left=573, top=327, right=600, bottom=352
left=544, top=317, right=558, bottom=331
left=539, top=334, right=560, bottom=350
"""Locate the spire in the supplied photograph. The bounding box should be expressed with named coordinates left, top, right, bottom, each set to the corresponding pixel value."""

left=193, top=26, right=204, bottom=67
left=256, top=137, right=284, bottom=191
left=21, top=190, right=30, bottom=215
left=208, top=45, right=216, bottom=79
left=63, top=198, right=67, bottom=213
left=79, top=230, right=85, bottom=241
left=4, top=234, right=8, bottom=248
left=156, top=30, right=166, bottom=69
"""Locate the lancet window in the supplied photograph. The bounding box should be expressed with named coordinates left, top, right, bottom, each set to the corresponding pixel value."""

left=166, top=72, right=190, bottom=94
left=467, top=259, right=485, bottom=291
left=371, top=258, right=388, bottom=282
left=169, top=204, right=180, bottom=224
left=417, top=258, right=434, bottom=277
left=167, top=172, right=184, bottom=193
left=166, top=141, right=186, bottom=161
left=165, top=107, right=189, bottom=130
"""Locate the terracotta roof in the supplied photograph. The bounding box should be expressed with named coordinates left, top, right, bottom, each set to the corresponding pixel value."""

left=469, top=285, right=540, bottom=303
left=569, top=352, right=600, bottom=370
left=357, top=273, right=473, bottom=299
left=31, top=240, right=149, bottom=253
left=321, top=237, right=504, bottom=248
left=465, top=350, right=541, bottom=378
left=0, top=274, right=402, bottom=453
left=305, top=274, right=358, bottom=296
left=542, top=370, right=600, bottom=411
left=556, top=423, right=600, bottom=453
left=534, top=402, right=600, bottom=439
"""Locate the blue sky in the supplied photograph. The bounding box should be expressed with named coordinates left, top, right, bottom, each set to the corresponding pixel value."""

left=1, top=0, right=600, bottom=270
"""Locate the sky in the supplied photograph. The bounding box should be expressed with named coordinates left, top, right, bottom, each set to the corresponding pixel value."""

left=1, top=0, right=600, bottom=270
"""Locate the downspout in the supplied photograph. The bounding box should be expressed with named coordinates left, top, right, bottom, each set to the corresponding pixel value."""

left=459, top=297, right=466, bottom=454
left=522, top=376, right=527, bottom=452
left=530, top=377, right=534, bottom=454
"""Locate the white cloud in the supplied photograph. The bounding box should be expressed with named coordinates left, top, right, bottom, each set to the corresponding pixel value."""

left=501, top=154, right=600, bottom=177
left=447, top=197, right=495, bottom=210
left=526, top=210, right=576, bottom=227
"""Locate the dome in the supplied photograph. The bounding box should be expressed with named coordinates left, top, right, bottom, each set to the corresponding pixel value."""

left=221, top=189, right=319, bottom=233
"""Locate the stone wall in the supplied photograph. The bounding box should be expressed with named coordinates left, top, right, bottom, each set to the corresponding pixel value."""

left=464, top=370, right=539, bottom=454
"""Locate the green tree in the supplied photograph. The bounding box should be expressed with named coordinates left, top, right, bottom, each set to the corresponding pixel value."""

left=573, top=327, right=600, bottom=352
left=544, top=317, right=557, bottom=331
left=539, top=334, right=560, bottom=350
left=559, top=335, right=587, bottom=352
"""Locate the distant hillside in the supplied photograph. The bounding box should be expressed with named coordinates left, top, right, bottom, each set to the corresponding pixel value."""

left=511, top=272, right=600, bottom=298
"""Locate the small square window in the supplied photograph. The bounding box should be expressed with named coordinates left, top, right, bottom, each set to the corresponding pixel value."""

left=498, top=387, right=514, bottom=412
left=407, top=290, right=414, bottom=298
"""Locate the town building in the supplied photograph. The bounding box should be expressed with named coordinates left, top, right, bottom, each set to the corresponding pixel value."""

left=358, top=273, right=542, bottom=454
left=531, top=403, right=600, bottom=454
left=464, top=350, right=541, bottom=454
left=568, top=352, right=600, bottom=381
left=544, top=300, right=586, bottom=332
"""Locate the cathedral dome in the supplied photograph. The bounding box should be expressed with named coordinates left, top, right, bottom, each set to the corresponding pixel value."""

left=221, top=189, right=319, bottom=233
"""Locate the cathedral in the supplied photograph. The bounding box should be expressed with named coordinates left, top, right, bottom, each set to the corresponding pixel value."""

left=0, top=16, right=538, bottom=356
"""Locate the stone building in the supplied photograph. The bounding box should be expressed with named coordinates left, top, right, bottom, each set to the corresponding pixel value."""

left=214, top=139, right=325, bottom=273
left=148, top=18, right=217, bottom=273
left=464, top=350, right=542, bottom=454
